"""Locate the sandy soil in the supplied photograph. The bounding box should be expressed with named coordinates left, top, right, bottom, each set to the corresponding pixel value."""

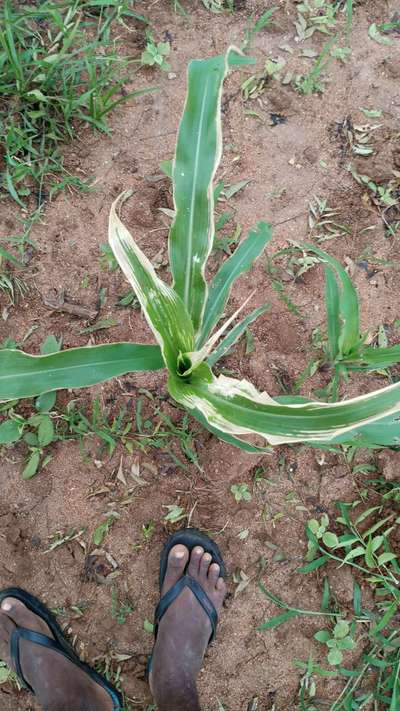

left=0, top=1, right=399, bottom=709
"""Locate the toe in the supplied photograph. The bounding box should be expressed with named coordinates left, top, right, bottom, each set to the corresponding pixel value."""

left=199, top=552, right=212, bottom=580
left=161, top=545, right=189, bottom=595
left=216, top=577, right=226, bottom=594
left=1, top=598, right=52, bottom=639
left=208, top=563, right=220, bottom=585
left=188, top=546, right=204, bottom=577
left=0, top=611, right=16, bottom=668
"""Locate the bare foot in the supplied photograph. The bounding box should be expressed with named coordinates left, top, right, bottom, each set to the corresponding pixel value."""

left=149, top=544, right=227, bottom=711
left=0, top=597, right=114, bottom=711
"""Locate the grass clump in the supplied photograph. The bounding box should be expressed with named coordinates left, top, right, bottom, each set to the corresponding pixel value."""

left=0, top=0, right=151, bottom=207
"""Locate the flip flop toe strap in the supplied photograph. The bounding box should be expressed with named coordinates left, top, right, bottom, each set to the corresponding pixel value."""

left=154, top=574, right=218, bottom=644
left=11, top=627, right=73, bottom=694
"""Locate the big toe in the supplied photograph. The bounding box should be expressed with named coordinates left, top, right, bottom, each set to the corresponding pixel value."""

left=0, top=611, right=16, bottom=667
left=1, top=598, right=52, bottom=639
left=161, top=545, right=189, bottom=595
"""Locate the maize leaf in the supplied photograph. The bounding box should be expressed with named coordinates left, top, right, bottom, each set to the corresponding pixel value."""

left=169, top=48, right=255, bottom=335
left=0, top=343, right=164, bottom=400
left=109, top=192, right=194, bottom=373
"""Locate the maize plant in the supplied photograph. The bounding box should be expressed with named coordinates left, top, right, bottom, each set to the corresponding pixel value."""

left=1, top=48, right=400, bottom=451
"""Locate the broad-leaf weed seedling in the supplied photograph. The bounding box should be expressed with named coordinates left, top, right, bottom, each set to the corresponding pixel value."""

left=258, top=482, right=400, bottom=709
left=141, top=32, right=171, bottom=72
left=1, top=49, right=400, bottom=453
left=231, top=483, right=252, bottom=503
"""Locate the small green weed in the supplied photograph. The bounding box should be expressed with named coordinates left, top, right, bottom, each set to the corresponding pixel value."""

left=163, top=504, right=187, bottom=523
left=111, top=587, right=135, bottom=625
left=141, top=32, right=171, bottom=72
left=314, top=619, right=356, bottom=666
left=93, top=513, right=119, bottom=546
left=231, top=483, right=252, bottom=503
left=259, top=484, right=400, bottom=709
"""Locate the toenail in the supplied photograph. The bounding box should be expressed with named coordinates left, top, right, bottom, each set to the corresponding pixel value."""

left=173, top=550, right=185, bottom=559
left=203, top=553, right=211, bottom=562
left=1, top=601, right=12, bottom=612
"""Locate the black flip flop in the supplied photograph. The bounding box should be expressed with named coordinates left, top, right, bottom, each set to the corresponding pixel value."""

left=148, top=527, right=226, bottom=675
left=0, top=587, right=122, bottom=710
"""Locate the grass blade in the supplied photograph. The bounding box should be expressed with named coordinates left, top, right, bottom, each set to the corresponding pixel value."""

left=257, top=609, right=299, bottom=631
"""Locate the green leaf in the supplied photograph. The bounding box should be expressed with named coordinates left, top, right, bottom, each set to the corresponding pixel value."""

left=190, top=407, right=273, bottom=452
left=26, top=89, right=47, bottom=102
left=345, top=344, right=400, bottom=371
left=371, top=601, right=397, bottom=635
left=334, top=620, right=349, bottom=639
left=257, top=609, right=299, bottom=631
left=304, top=245, right=360, bottom=356
left=37, top=416, right=54, bottom=447
left=314, top=630, right=331, bottom=643
left=325, top=267, right=340, bottom=361
left=337, top=637, right=356, bottom=650
left=377, top=552, right=397, bottom=566
left=159, top=159, right=173, bottom=179
left=364, top=537, right=375, bottom=568
left=35, top=391, right=57, bottom=412
left=198, top=222, right=272, bottom=346
left=327, top=648, right=343, bottom=666
left=322, top=532, right=339, bottom=548
left=144, top=619, right=154, bottom=634
left=308, top=519, right=320, bottom=535
left=223, top=179, right=251, bottom=200
left=167, top=364, right=400, bottom=446
left=109, top=194, right=194, bottom=372
left=360, top=108, right=382, bottom=119
left=169, top=49, right=254, bottom=335
left=22, top=451, right=41, bottom=480
left=0, top=343, right=164, bottom=400
left=342, top=546, right=365, bottom=563
left=207, top=304, right=270, bottom=367
left=93, top=515, right=117, bottom=546
left=0, top=418, right=22, bottom=444
left=368, top=23, right=394, bottom=45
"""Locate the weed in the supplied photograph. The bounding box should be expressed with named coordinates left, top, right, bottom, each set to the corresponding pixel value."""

left=231, top=483, right=252, bottom=503
left=142, top=520, right=156, bottom=543
left=241, top=58, right=286, bottom=100
left=163, top=504, right=187, bottom=523
left=295, top=1, right=338, bottom=40
left=93, top=513, right=119, bottom=546
left=111, top=587, right=135, bottom=625
left=0, top=661, right=21, bottom=689
left=45, top=527, right=86, bottom=553
left=314, top=619, right=356, bottom=666
left=241, top=7, right=279, bottom=51
left=308, top=196, right=351, bottom=243
left=141, top=32, right=171, bottom=72
left=0, top=1, right=152, bottom=207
